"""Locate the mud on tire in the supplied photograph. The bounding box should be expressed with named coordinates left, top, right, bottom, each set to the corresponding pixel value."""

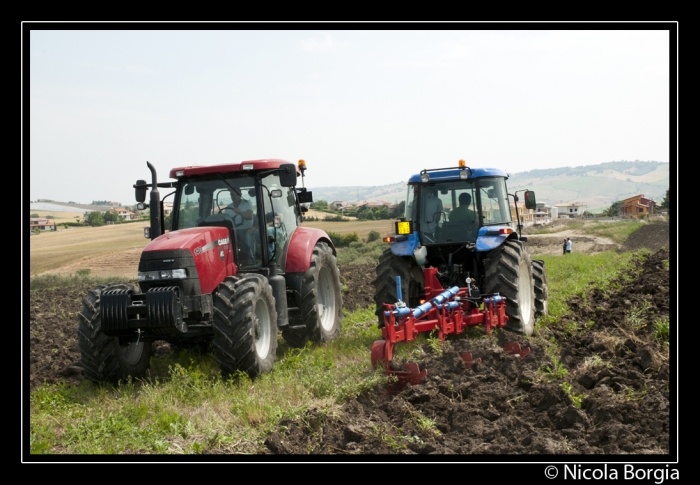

left=213, top=274, right=278, bottom=378
left=372, top=248, right=425, bottom=327
left=77, top=283, right=153, bottom=384
left=532, top=259, right=549, bottom=317
left=483, top=240, right=536, bottom=336
left=282, top=242, right=342, bottom=349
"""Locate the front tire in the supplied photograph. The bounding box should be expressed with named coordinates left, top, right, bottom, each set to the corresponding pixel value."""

left=213, top=274, right=278, bottom=378
left=483, top=240, right=536, bottom=336
left=77, top=283, right=152, bottom=384
left=282, top=242, right=342, bottom=348
left=372, top=248, right=425, bottom=327
left=532, top=259, right=549, bottom=317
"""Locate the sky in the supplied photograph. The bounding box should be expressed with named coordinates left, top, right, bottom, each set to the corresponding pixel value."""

left=26, top=26, right=673, bottom=206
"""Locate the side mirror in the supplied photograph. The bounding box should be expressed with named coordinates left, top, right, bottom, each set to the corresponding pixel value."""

left=135, top=180, right=148, bottom=203
left=524, top=190, right=536, bottom=210
left=279, top=163, right=297, bottom=187
left=185, top=185, right=194, bottom=195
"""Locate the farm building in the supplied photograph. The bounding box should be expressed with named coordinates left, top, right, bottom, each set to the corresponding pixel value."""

left=621, top=194, right=655, bottom=218
left=30, top=218, right=57, bottom=231
left=555, top=201, right=587, bottom=218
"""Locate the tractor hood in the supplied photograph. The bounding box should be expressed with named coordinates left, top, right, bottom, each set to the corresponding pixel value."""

left=143, top=226, right=231, bottom=254
left=141, top=226, right=235, bottom=295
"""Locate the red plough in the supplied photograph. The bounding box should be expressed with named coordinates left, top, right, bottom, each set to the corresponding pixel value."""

left=371, top=267, right=527, bottom=389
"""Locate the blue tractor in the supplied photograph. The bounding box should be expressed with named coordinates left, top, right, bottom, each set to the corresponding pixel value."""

left=372, top=160, right=548, bottom=336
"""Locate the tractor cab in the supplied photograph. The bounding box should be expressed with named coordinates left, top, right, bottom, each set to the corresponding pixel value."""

left=406, top=175, right=513, bottom=246
left=172, top=169, right=298, bottom=271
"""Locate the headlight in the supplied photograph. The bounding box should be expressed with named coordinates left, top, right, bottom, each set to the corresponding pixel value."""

left=138, top=269, right=187, bottom=281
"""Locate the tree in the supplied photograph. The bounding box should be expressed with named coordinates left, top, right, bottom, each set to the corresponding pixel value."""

left=658, top=188, right=669, bottom=210
left=389, top=201, right=406, bottom=219
left=86, top=211, right=104, bottom=226
left=602, top=201, right=623, bottom=217
left=103, top=210, right=118, bottom=223
left=310, top=200, right=328, bottom=210
left=30, top=213, right=39, bottom=218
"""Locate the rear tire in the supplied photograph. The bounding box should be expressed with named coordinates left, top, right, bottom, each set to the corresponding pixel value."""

left=282, top=242, right=343, bottom=348
left=372, top=248, right=425, bottom=327
left=483, top=240, right=536, bottom=336
left=77, top=283, right=152, bottom=384
left=213, top=274, right=278, bottom=378
left=532, top=259, right=549, bottom=317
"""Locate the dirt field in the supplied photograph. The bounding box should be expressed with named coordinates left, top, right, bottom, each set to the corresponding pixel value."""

left=28, top=222, right=672, bottom=455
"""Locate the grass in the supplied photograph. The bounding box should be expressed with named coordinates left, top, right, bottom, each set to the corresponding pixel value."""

left=560, top=382, right=583, bottom=408
left=29, top=306, right=388, bottom=454
left=651, top=316, right=670, bottom=344
left=534, top=250, right=634, bottom=328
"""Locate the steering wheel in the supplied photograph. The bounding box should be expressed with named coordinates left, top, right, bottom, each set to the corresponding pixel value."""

left=218, top=206, right=245, bottom=227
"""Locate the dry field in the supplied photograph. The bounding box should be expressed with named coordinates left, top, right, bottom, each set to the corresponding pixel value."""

left=29, top=222, right=150, bottom=276
left=29, top=219, right=392, bottom=278
left=29, top=210, right=86, bottom=224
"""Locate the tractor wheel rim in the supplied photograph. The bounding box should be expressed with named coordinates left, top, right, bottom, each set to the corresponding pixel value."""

left=519, top=260, right=533, bottom=327
left=121, top=342, right=144, bottom=366
left=254, top=298, right=271, bottom=359
left=318, top=266, right=336, bottom=332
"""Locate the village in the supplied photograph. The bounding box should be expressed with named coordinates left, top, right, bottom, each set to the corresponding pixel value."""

left=30, top=193, right=663, bottom=235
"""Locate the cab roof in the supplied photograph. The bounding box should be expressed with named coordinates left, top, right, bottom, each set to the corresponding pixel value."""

left=407, top=167, right=509, bottom=183
left=169, top=159, right=297, bottom=179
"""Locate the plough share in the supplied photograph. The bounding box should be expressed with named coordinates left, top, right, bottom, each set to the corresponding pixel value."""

left=371, top=267, right=530, bottom=388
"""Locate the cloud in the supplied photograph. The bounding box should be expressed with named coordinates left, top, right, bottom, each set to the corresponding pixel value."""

left=301, top=33, right=349, bottom=52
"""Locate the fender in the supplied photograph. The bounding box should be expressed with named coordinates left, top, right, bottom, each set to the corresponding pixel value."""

left=475, top=225, right=517, bottom=252
left=285, top=226, right=336, bottom=273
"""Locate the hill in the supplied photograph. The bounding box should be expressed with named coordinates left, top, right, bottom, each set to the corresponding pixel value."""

left=309, top=161, right=670, bottom=213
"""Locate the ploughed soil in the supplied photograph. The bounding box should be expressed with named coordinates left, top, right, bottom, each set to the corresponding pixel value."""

left=28, top=222, right=672, bottom=455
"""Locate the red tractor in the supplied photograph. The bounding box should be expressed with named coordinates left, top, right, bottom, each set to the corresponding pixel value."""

left=77, top=159, right=343, bottom=383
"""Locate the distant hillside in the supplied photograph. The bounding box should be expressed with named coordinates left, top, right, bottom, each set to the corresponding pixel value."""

left=309, top=161, right=669, bottom=213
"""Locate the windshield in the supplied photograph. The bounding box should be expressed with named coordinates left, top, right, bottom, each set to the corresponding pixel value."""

left=406, top=180, right=477, bottom=244
left=174, top=174, right=263, bottom=269
left=405, top=177, right=511, bottom=244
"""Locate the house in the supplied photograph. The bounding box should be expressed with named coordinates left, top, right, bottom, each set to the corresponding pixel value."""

left=621, top=194, right=655, bottom=218
left=330, top=200, right=352, bottom=210
left=509, top=202, right=536, bottom=227
left=555, top=202, right=587, bottom=218
left=163, top=203, right=174, bottom=216
left=533, top=202, right=554, bottom=226
left=30, top=217, right=56, bottom=231
left=355, top=200, right=394, bottom=208
left=114, top=207, right=136, bottom=220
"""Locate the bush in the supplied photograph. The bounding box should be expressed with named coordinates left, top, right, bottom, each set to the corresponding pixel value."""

left=342, top=232, right=359, bottom=246
left=323, top=215, right=349, bottom=222
left=327, top=231, right=343, bottom=247
left=367, top=230, right=381, bottom=243
left=327, top=232, right=360, bottom=248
